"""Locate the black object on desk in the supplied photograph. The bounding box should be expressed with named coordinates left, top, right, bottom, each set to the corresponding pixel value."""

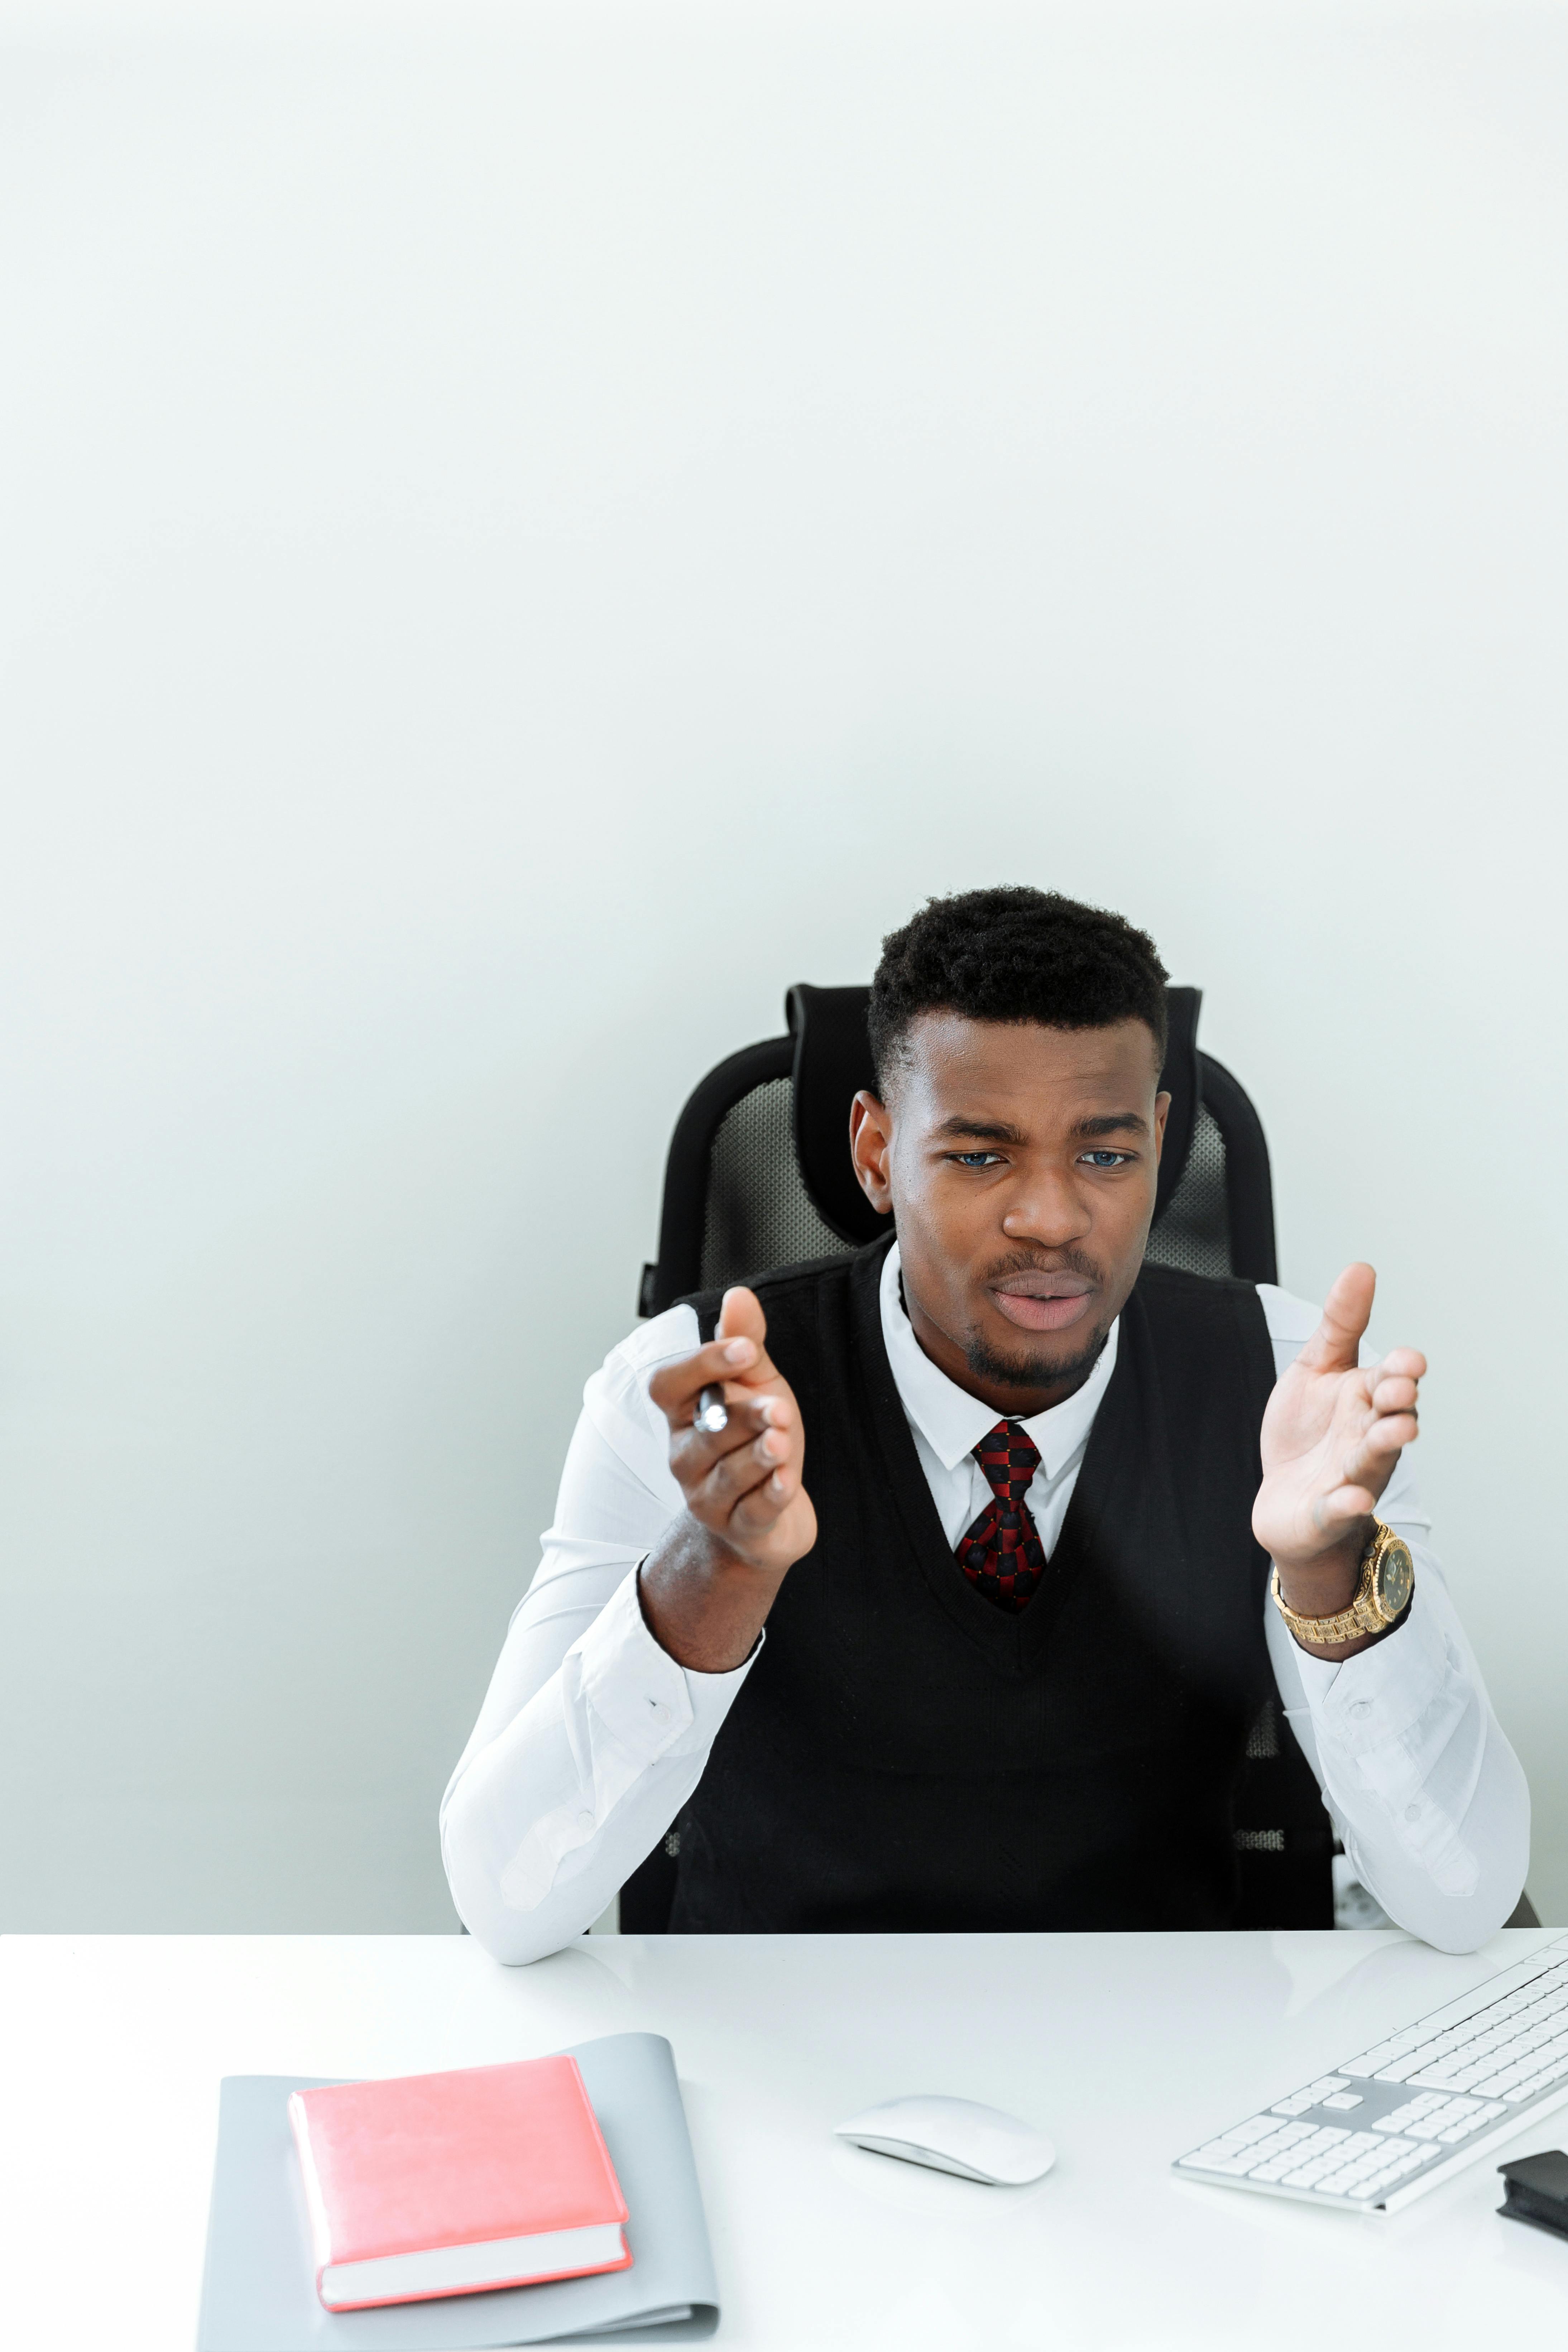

left=1498, top=2149, right=1568, bottom=2241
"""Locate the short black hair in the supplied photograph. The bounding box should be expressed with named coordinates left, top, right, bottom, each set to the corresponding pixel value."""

left=868, top=886, right=1169, bottom=1093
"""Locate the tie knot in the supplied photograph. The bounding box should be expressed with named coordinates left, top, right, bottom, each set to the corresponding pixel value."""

left=973, top=1420, right=1040, bottom=1503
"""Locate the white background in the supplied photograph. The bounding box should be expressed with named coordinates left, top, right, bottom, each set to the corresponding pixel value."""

left=2, top=0, right=1564, bottom=1933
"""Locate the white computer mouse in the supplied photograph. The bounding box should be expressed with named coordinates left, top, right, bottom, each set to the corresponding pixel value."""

left=833, top=2093, right=1056, bottom=2185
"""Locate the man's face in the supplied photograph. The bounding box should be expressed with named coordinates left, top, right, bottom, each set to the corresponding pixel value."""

left=849, top=1013, right=1169, bottom=1414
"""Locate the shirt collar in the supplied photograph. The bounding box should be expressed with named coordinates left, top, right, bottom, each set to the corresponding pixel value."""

left=878, top=1238, right=1120, bottom=1477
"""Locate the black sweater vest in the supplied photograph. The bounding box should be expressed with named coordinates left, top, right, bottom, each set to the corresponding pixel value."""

left=668, top=1237, right=1279, bottom=1934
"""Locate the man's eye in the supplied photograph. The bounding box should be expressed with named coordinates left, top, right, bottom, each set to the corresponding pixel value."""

left=1080, top=1150, right=1132, bottom=1168
left=952, top=1152, right=1004, bottom=1168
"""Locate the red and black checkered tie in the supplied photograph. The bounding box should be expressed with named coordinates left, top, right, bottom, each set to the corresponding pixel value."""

left=958, top=1421, right=1047, bottom=1613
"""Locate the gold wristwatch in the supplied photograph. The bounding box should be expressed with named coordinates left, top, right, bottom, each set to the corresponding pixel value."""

left=1270, top=1520, right=1415, bottom=1648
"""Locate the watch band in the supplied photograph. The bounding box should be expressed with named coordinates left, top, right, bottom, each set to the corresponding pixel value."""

left=1270, top=1520, right=1412, bottom=1647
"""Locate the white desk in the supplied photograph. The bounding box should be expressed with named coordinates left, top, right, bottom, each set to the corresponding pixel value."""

left=4, top=1928, right=1567, bottom=2348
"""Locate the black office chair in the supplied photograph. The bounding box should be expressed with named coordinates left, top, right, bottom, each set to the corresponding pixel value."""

left=624, top=983, right=1332, bottom=1932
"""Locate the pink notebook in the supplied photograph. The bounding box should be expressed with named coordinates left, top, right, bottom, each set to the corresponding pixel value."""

left=288, top=2054, right=631, bottom=2312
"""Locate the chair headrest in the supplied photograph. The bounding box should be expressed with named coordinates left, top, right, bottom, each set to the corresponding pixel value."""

left=786, top=985, right=885, bottom=1245
left=785, top=981, right=1204, bottom=1249
left=1154, top=985, right=1201, bottom=1228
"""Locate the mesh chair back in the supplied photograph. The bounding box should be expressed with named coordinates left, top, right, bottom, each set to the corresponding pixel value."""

left=625, top=984, right=1328, bottom=1934
left=698, top=1057, right=841, bottom=1296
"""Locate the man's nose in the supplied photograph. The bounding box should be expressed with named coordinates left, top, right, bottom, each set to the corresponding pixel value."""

left=1001, top=1163, right=1093, bottom=1249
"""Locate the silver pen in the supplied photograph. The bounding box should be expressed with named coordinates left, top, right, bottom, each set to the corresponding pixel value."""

left=694, top=1384, right=729, bottom=1435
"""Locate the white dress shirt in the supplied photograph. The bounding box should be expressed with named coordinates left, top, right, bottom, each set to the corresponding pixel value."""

left=442, top=1246, right=1529, bottom=1962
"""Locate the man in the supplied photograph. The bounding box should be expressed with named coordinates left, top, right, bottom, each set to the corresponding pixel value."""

left=442, top=888, right=1528, bottom=1957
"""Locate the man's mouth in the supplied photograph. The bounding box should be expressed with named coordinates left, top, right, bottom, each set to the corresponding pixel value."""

left=987, top=1271, right=1096, bottom=1334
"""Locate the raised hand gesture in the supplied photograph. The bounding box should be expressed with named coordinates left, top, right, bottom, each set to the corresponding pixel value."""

left=640, top=1286, right=816, bottom=1670
left=1252, top=1264, right=1423, bottom=1650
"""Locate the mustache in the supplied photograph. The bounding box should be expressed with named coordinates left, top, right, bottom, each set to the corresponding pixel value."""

left=977, top=1245, right=1105, bottom=1290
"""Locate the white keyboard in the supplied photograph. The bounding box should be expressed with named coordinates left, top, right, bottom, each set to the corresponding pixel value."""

left=1174, top=1933, right=1568, bottom=2212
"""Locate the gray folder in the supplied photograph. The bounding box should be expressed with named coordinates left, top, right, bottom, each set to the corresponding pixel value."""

left=197, top=2032, right=719, bottom=2350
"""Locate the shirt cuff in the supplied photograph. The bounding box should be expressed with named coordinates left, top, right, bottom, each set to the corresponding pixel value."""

left=570, top=1560, right=761, bottom=1766
left=1300, top=1587, right=1450, bottom=1753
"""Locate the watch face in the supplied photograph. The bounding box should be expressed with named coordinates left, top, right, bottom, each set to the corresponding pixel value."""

left=1375, top=1538, right=1414, bottom=1620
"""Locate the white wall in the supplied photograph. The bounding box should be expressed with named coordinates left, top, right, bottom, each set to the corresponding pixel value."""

left=3, top=0, right=1566, bottom=1931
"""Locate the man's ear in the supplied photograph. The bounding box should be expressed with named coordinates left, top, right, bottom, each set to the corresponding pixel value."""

left=849, top=1089, right=895, bottom=1217
left=1153, top=1090, right=1171, bottom=1166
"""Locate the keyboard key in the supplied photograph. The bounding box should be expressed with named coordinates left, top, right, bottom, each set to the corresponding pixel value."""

left=1405, top=2102, right=1478, bottom=2140
left=1321, top=2092, right=1363, bottom=2110
left=1413, top=2098, right=1480, bottom=2137
left=1180, top=2120, right=1312, bottom=2171
left=1416, top=2061, right=1508, bottom=2092
left=1409, top=2057, right=1487, bottom=2088
left=1332, top=2156, right=1392, bottom=2190
left=1255, top=2125, right=1314, bottom=2155
left=1474, top=2064, right=1534, bottom=2096
left=1357, top=2148, right=1435, bottom=2197
left=1276, top=2136, right=1353, bottom=2185
left=1374, top=2091, right=1446, bottom=2132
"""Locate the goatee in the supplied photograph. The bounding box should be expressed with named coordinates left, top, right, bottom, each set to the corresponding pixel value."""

left=963, top=1319, right=1111, bottom=1401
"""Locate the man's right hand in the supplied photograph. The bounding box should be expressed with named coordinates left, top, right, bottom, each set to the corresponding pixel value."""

left=639, top=1287, right=816, bottom=1671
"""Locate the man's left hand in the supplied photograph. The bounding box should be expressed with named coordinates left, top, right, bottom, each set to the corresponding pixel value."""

left=1253, top=1263, right=1424, bottom=1638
